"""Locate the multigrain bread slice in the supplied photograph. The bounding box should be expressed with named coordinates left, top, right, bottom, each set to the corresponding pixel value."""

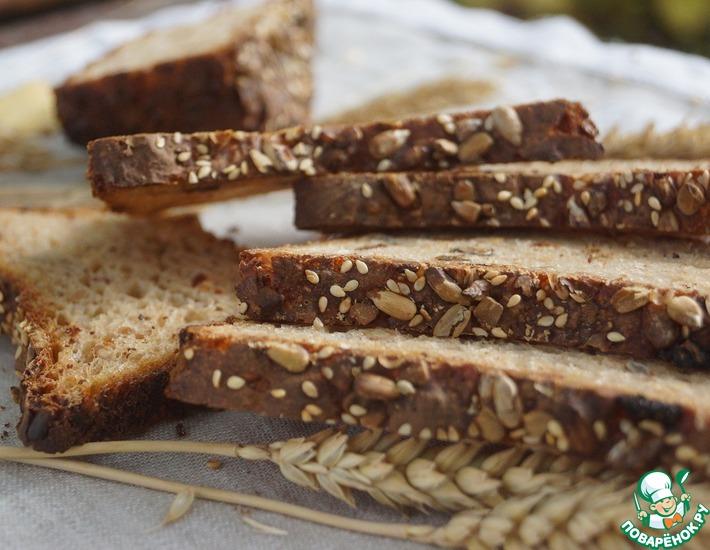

left=55, top=0, right=314, bottom=144
left=295, top=160, right=710, bottom=237
left=87, top=99, right=603, bottom=213
left=0, top=208, right=240, bottom=452
left=168, top=322, right=710, bottom=470
left=236, top=232, right=710, bottom=367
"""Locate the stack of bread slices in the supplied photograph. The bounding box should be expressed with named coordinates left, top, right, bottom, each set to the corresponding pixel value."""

left=82, top=95, right=710, bottom=475
left=1, top=0, right=708, bottom=487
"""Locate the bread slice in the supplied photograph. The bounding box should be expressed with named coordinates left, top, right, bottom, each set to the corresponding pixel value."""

left=0, top=208, right=240, bottom=452
left=87, top=99, right=603, bottom=213
left=295, top=160, right=710, bottom=237
left=168, top=322, right=710, bottom=470
left=55, top=0, right=314, bottom=144
left=236, top=232, right=710, bottom=367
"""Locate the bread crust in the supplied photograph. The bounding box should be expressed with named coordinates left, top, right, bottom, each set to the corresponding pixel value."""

left=168, top=323, right=709, bottom=470
left=55, top=0, right=314, bottom=144
left=294, top=165, right=710, bottom=237
left=236, top=239, right=710, bottom=368
left=87, top=99, right=603, bottom=214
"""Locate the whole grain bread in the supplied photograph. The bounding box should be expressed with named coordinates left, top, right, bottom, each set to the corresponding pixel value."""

left=55, top=0, right=314, bottom=144
left=236, top=232, right=710, bottom=367
left=168, top=322, right=710, bottom=470
left=295, top=160, right=710, bottom=237
left=87, top=99, right=603, bottom=213
left=0, top=208, right=240, bottom=452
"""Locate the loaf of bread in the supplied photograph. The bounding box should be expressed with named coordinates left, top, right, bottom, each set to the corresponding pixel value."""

left=87, top=99, right=603, bottom=213
left=236, top=232, right=709, bottom=367
left=168, top=322, right=710, bottom=470
left=0, top=208, right=240, bottom=452
left=295, top=160, right=710, bottom=237
left=55, top=0, right=314, bottom=144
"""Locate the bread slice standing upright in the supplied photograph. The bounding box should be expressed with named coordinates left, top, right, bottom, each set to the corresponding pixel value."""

left=236, top=232, right=710, bottom=367
left=168, top=322, right=710, bottom=472
left=294, top=160, right=710, bottom=237
left=55, top=0, right=314, bottom=144
left=0, top=208, right=240, bottom=452
left=87, top=99, right=603, bottom=213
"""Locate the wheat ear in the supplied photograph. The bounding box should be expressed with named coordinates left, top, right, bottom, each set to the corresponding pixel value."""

left=0, top=428, right=608, bottom=512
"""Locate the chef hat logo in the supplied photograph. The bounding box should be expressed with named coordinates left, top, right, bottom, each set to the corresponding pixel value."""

left=638, top=471, right=674, bottom=503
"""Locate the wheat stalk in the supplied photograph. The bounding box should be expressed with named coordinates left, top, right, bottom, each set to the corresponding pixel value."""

left=4, top=430, right=710, bottom=548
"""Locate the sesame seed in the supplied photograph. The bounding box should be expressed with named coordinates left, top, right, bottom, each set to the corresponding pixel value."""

left=537, top=315, right=554, bottom=327
left=197, top=165, right=212, bottom=179
left=404, top=269, right=417, bottom=283
left=497, top=190, right=512, bottom=201
left=340, top=260, right=353, bottom=273
left=305, top=270, right=319, bottom=284
left=305, top=404, right=322, bottom=416
left=651, top=211, right=660, bottom=227
left=183, top=348, right=195, bottom=360
left=491, top=327, right=507, bottom=338
left=543, top=297, right=554, bottom=310
left=322, top=367, right=334, bottom=380
left=363, top=356, right=376, bottom=370
left=648, top=196, right=662, bottom=211
left=472, top=327, right=488, bottom=337
left=533, top=187, right=548, bottom=199
left=607, top=331, right=626, bottom=342
left=506, top=294, right=521, bottom=308
left=318, top=296, right=328, bottom=312
left=155, top=136, right=166, bottom=148
left=349, top=404, right=367, bottom=417
left=317, top=347, right=335, bottom=359
left=301, top=409, right=313, bottom=422
left=211, top=369, right=222, bottom=388
left=341, top=413, right=357, bottom=425
left=311, top=125, right=323, bottom=139
left=302, top=381, right=319, bottom=398
left=338, top=297, right=352, bottom=314
left=313, top=317, right=324, bottom=330
left=536, top=290, right=546, bottom=301
left=490, top=274, right=507, bottom=286
left=271, top=388, right=286, bottom=398
left=386, top=279, right=400, bottom=293
left=361, top=183, right=373, bottom=198
left=330, top=285, right=346, bottom=298
left=408, top=314, right=424, bottom=327
left=177, top=151, right=192, bottom=162
left=398, top=423, right=412, bottom=436
left=188, top=171, right=199, bottom=184
left=222, top=164, right=238, bottom=174
left=226, top=376, right=246, bottom=390
left=343, top=280, right=359, bottom=292
left=398, top=282, right=410, bottom=295
left=196, top=144, right=209, bottom=155
left=409, top=277, right=424, bottom=292
left=355, top=260, right=369, bottom=274
left=173, top=132, right=183, bottom=144
left=554, top=313, right=568, bottom=328
left=299, top=158, right=316, bottom=175
left=510, top=196, right=525, bottom=210
left=396, top=380, right=416, bottom=395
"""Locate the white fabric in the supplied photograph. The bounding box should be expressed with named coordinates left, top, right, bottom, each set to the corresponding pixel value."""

left=1, top=0, right=709, bottom=548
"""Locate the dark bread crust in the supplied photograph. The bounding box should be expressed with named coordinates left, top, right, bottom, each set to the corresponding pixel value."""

left=167, top=323, right=708, bottom=470
left=294, top=166, right=710, bottom=237
left=88, top=99, right=603, bottom=214
left=0, top=208, right=237, bottom=452
left=55, top=0, right=314, bottom=144
left=236, top=240, right=710, bottom=368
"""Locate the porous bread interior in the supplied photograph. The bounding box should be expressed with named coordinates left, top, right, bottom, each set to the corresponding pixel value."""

left=68, top=4, right=260, bottom=82
left=0, top=209, right=239, bottom=406
left=471, top=159, right=710, bottom=176
left=253, top=231, right=710, bottom=295
left=192, top=322, right=710, bottom=418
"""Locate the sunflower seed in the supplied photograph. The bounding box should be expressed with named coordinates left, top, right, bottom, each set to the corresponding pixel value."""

left=426, top=267, right=465, bottom=303
left=369, top=129, right=410, bottom=158
left=666, top=295, right=704, bottom=328
left=458, top=132, right=493, bottom=162
left=370, top=290, right=417, bottom=321
left=611, top=287, right=649, bottom=313
left=490, top=105, right=523, bottom=145
left=355, top=373, right=399, bottom=400
left=433, top=304, right=470, bottom=337
left=267, top=343, right=310, bottom=373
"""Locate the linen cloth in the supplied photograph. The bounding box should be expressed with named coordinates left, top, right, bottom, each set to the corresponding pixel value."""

left=0, top=1, right=709, bottom=548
